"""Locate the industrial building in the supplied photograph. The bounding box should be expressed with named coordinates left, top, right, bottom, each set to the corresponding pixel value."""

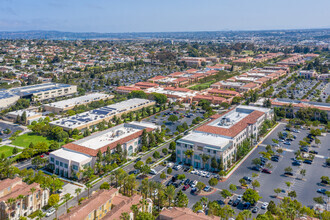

left=43, top=93, right=113, bottom=113
left=0, top=83, right=77, bottom=109
left=49, top=98, right=155, bottom=131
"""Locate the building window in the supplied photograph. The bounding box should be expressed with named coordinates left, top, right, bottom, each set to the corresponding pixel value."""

left=177, top=150, right=180, bottom=155
left=56, top=161, right=59, bottom=165
left=64, top=164, right=68, bottom=169
left=50, top=157, right=54, bottom=162
left=72, top=165, right=78, bottom=171
left=60, top=162, right=63, bottom=167
left=197, top=146, right=203, bottom=151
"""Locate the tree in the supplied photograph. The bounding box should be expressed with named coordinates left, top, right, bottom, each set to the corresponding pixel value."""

left=146, top=157, right=152, bottom=164
left=229, top=184, right=237, bottom=193
left=274, top=188, right=281, bottom=197
left=208, top=178, right=218, bottom=186
left=86, top=183, right=92, bottom=198
left=153, top=151, right=160, bottom=159
left=134, top=161, right=144, bottom=170
left=251, top=180, right=260, bottom=190
left=169, top=141, right=176, bottom=151
left=167, top=167, right=172, bottom=174
left=174, top=191, right=189, bottom=207
left=220, top=189, right=232, bottom=199
left=12, top=147, right=19, bottom=155
left=239, top=178, right=247, bottom=186
left=165, top=185, right=176, bottom=207
left=135, top=212, right=155, bottom=220
left=48, top=194, right=60, bottom=207
left=284, top=166, right=293, bottom=173
left=160, top=172, right=166, bottom=179
left=242, top=189, right=261, bottom=205
left=168, top=115, right=179, bottom=123
left=64, top=193, right=71, bottom=211
left=288, top=190, right=297, bottom=199
left=300, top=169, right=306, bottom=180
left=140, top=165, right=151, bottom=176
left=120, top=212, right=130, bottom=220
left=313, top=196, right=324, bottom=204
left=267, top=200, right=277, bottom=214
left=75, top=188, right=82, bottom=203
left=240, top=210, right=252, bottom=220
left=162, top=148, right=168, bottom=155
left=196, top=182, right=206, bottom=192
left=252, top=158, right=261, bottom=166
left=100, top=182, right=110, bottom=190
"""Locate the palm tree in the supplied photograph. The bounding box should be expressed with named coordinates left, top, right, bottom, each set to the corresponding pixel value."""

left=86, top=183, right=92, bottom=198
left=139, top=199, right=148, bottom=213
left=16, top=194, right=24, bottom=217
left=30, top=187, right=36, bottom=206
left=184, top=149, right=194, bottom=165
left=165, top=185, right=176, bottom=207
left=75, top=188, right=82, bottom=203
left=64, top=193, right=71, bottom=211
left=140, top=179, right=149, bottom=199
left=54, top=203, right=60, bottom=220
left=6, top=198, right=16, bottom=215
left=120, top=212, right=130, bottom=220
left=155, top=182, right=165, bottom=211
left=201, top=154, right=210, bottom=169
left=130, top=204, right=139, bottom=220
left=36, top=210, right=45, bottom=220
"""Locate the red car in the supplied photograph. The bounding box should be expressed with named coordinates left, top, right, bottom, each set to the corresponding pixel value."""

left=45, top=152, right=50, bottom=155
left=40, top=155, right=44, bottom=158
left=182, top=185, right=190, bottom=191
left=262, top=168, right=272, bottom=174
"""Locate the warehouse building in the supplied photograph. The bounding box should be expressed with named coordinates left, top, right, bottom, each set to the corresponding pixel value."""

left=49, top=98, right=155, bottom=131
left=0, top=83, right=77, bottom=109
left=43, top=93, right=113, bottom=113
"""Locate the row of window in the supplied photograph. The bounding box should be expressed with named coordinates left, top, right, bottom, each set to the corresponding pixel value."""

left=50, top=157, right=68, bottom=168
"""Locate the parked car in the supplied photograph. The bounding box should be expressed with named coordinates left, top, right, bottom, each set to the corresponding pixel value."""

left=262, top=168, right=272, bottom=174
left=284, top=171, right=294, bottom=176
left=317, top=189, right=327, bottom=195
left=149, top=169, right=157, bottom=175
left=292, top=161, right=302, bottom=166
left=243, top=176, right=252, bottom=182
left=182, top=184, right=190, bottom=191
left=309, top=150, right=318, bottom=154
left=252, top=207, right=259, bottom=213
left=284, top=142, right=291, bottom=145
left=261, top=202, right=269, bottom=209
left=228, top=199, right=233, bottom=205
left=135, top=158, right=141, bottom=162
left=204, top=186, right=211, bottom=192
left=45, top=208, right=56, bottom=217
left=243, top=202, right=251, bottom=209
left=184, top=179, right=190, bottom=185
left=252, top=166, right=261, bottom=171
left=191, top=187, right=197, bottom=193
left=233, top=199, right=240, bottom=207
left=271, top=157, right=279, bottom=162
left=303, top=159, right=313, bottom=164
left=183, top=167, right=190, bottom=172
left=301, top=147, right=309, bottom=152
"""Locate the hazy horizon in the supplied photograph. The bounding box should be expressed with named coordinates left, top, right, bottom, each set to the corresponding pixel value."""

left=1, top=0, right=329, bottom=33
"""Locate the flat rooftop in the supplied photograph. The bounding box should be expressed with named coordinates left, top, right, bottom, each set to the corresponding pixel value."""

left=146, top=87, right=197, bottom=98
left=50, top=98, right=154, bottom=129
left=75, top=124, right=139, bottom=149
left=50, top=148, right=92, bottom=163
left=0, top=90, right=19, bottom=99
left=44, top=93, right=112, bottom=109
left=208, top=108, right=252, bottom=129
left=7, top=109, right=41, bottom=117
left=9, top=83, right=74, bottom=96
left=219, top=81, right=245, bottom=87
left=178, top=132, right=231, bottom=151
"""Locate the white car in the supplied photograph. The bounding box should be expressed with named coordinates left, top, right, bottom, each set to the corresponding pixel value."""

left=190, top=170, right=196, bottom=174
left=167, top=162, right=173, bottom=168
left=201, top=171, right=207, bottom=177
left=45, top=208, right=56, bottom=217
left=192, top=180, right=198, bottom=188
left=261, top=202, right=269, bottom=209
left=237, top=195, right=243, bottom=200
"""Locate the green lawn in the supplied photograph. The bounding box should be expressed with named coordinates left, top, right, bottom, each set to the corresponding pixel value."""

left=0, top=145, right=22, bottom=157
left=188, top=80, right=216, bottom=91
left=12, top=133, right=64, bottom=148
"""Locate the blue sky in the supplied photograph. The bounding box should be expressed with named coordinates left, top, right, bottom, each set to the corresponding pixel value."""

left=0, top=0, right=329, bottom=32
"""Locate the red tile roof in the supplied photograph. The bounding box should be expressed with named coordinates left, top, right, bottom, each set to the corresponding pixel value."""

left=135, top=82, right=159, bottom=87
left=169, top=72, right=184, bottom=77
left=164, top=87, right=192, bottom=93
left=116, top=86, right=141, bottom=91
left=64, top=127, right=154, bottom=156
left=149, top=75, right=167, bottom=81
left=208, top=88, right=241, bottom=96
left=196, top=110, right=265, bottom=138
left=158, top=207, right=220, bottom=220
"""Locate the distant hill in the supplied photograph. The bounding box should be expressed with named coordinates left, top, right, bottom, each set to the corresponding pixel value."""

left=0, top=29, right=329, bottom=40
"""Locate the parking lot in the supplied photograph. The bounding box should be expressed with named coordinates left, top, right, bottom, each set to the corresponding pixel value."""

left=149, top=122, right=329, bottom=216
left=143, top=108, right=205, bottom=134
left=0, top=121, right=25, bottom=140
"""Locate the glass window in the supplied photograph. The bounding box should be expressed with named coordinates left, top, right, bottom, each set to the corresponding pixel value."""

left=64, top=164, right=68, bottom=169
left=56, top=161, right=59, bottom=165
left=60, top=162, right=63, bottom=167
left=50, top=157, right=54, bottom=162
left=72, top=165, right=78, bottom=171
left=177, top=150, right=180, bottom=155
